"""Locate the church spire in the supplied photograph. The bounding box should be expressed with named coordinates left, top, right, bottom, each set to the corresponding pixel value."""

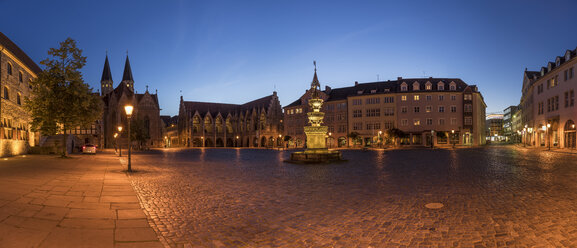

left=121, top=55, right=134, bottom=91
left=100, top=54, right=113, bottom=96
left=101, top=55, right=112, bottom=82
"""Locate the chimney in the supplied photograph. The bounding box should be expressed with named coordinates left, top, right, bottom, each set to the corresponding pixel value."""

left=325, top=86, right=332, bottom=94
left=355, top=81, right=359, bottom=86
left=397, top=77, right=402, bottom=81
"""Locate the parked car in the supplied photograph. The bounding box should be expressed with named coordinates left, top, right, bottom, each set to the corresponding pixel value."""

left=82, top=144, right=97, bottom=154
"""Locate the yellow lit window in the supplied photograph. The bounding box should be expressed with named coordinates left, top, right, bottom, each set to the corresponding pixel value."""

left=401, top=95, right=407, bottom=101
left=414, top=95, right=419, bottom=101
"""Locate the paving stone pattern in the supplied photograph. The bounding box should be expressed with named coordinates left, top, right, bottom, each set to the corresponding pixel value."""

left=0, top=153, right=163, bottom=248
left=127, top=147, right=577, bottom=247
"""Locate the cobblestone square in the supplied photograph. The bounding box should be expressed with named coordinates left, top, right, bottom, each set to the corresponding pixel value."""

left=128, top=147, right=577, bottom=247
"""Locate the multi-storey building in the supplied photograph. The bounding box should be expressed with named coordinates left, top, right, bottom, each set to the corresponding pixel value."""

left=486, top=114, right=505, bottom=142
left=0, top=32, right=41, bottom=156
left=503, top=105, right=519, bottom=142
left=284, top=70, right=487, bottom=147
left=178, top=92, right=283, bottom=147
left=520, top=48, right=576, bottom=148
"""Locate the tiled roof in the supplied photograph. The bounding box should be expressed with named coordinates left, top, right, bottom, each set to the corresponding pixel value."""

left=284, top=78, right=472, bottom=108
left=122, top=56, right=134, bottom=82
left=0, top=32, right=41, bottom=74
left=183, top=94, right=274, bottom=117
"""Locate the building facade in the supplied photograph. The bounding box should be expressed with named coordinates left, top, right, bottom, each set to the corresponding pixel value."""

left=520, top=48, right=576, bottom=148
left=0, top=32, right=41, bottom=156
left=178, top=92, right=283, bottom=147
left=100, top=55, right=163, bottom=149
left=503, top=105, right=520, bottom=142
left=284, top=71, right=487, bottom=147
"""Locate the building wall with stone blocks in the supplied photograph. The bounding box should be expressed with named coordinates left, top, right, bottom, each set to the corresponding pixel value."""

left=0, top=32, right=41, bottom=156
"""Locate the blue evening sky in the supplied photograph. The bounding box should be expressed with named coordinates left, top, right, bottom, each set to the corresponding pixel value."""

left=2, top=0, right=577, bottom=116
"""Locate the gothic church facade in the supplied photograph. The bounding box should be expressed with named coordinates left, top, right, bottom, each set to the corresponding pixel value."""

left=100, top=55, right=162, bottom=148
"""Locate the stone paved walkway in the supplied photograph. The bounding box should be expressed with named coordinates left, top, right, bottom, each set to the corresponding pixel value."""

left=0, top=151, right=163, bottom=248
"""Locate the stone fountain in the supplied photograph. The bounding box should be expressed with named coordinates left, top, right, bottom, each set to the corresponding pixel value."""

left=289, top=64, right=343, bottom=163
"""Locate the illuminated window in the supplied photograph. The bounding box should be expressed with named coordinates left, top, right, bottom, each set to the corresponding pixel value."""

left=425, top=82, right=432, bottom=90
left=414, top=95, right=419, bottom=101
left=401, top=95, right=407, bottom=101
left=426, top=106, right=431, bottom=113
left=413, top=119, right=420, bottom=126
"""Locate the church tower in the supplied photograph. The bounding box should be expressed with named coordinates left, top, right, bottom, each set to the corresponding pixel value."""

left=121, top=55, right=134, bottom=91
left=100, top=55, right=113, bottom=96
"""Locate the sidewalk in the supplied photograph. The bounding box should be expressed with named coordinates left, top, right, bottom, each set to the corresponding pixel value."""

left=514, top=143, right=577, bottom=154
left=0, top=151, right=164, bottom=248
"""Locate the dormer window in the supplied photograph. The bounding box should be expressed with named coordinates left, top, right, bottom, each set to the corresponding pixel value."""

left=425, top=82, right=432, bottom=90
left=370, top=89, right=377, bottom=94
left=412, top=82, right=420, bottom=91
left=400, top=82, right=407, bottom=91
left=548, top=62, right=552, bottom=71
left=566, top=51, right=571, bottom=61
left=449, top=82, right=456, bottom=91
left=556, top=58, right=561, bottom=67
left=541, top=68, right=546, bottom=76
left=438, top=82, right=445, bottom=91
left=357, top=90, right=363, bottom=95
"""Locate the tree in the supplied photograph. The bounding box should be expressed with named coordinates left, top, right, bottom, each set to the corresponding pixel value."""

left=130, top=117, right=151, bottom=150
left=347, top=132, right=360, bottom=147
left=25, top=38, right=102, bottom=157
left=385, top=128, right=405, bottom=147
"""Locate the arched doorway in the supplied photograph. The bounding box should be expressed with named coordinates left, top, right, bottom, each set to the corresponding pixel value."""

left=215, top=138, right=223, bottom=147
left=260, top=136, right=267, bottom=147
left=253, top=137, right=259, bottom=147
left=205, top=138, right=214, bottom=147
left=564, top=120, right=576, bottom=148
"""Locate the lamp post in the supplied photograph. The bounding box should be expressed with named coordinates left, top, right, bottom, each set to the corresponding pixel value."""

left=547, top=123, right=551, bottom=150
left=377, top=131, right=382, bottom=148
left=278, top=134, right=282, bottom=150
left=117, top=126, right=123, bottom=156
left=124, top=105, right=133, bottom=172
left=236, top=136, right=239, bottom=147
left=522, top=127, right=526, bottom=147
left=571, top=124, right=575, bottom=149
left=328, top=132, right=332, bottom=148
left=451, top=129, right=455, bottom=148
left=431, top=130, right=434, bottom=148
left=113, top=133, right=118, bottom=153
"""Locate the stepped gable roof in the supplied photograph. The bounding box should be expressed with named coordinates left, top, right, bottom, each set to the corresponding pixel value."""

left=240, top=94, right=273, bottom=112
left=122, top=56, right=134, bottom=82
left=0, top=32, right=41, bottom=74
left=101, top=55, right=113, bottom=82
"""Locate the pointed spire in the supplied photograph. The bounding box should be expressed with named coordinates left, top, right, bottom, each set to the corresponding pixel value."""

left=122, top=55, right=134, bottom=82
left=101, top=55, right=113, bottom=82
left=311, top=60, right=320, bottom=89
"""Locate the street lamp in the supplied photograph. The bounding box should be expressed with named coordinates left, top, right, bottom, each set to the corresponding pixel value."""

left=546, top=123, right=551, bottom=150
left=523, top=127, right=526, bottom=147
left=451, top=129, right=455, bottom=148
left=431, top=130, right=434, bottom=148
left=278, top=134, right=282, bottom=149
left=113, top=133, right=118, bottom=153
left=124, top=105, right=133, bottom=172
left=236, top=136, right=239, bottom=147
left=378, top=131, right=382, bottom=148
left=117, top=126, right=123, bottom=156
